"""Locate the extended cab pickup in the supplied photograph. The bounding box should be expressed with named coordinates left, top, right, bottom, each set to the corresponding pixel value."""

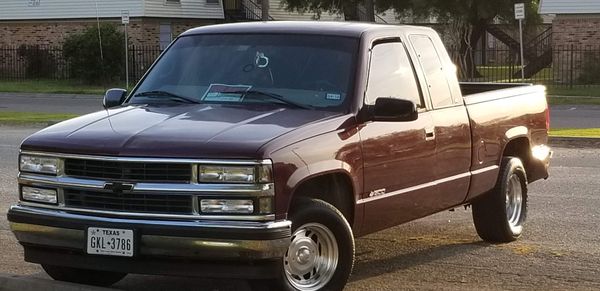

left=8, top=22, right=551, bottom=290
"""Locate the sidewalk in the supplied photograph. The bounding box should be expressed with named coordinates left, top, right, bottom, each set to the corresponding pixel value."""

left=0, top=92, right=102, bottom=115
left=0, top=92, right=102, bottom=99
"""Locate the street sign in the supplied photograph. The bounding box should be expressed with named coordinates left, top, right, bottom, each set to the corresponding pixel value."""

left=515, top=3, right=525, bottom=20
left=121, top=10, right=130, bottom=24
left=514, top=3, right=525, bottom=79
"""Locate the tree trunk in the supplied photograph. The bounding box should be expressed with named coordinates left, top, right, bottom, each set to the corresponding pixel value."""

left=459, top=20, right=487, bottom=79
left=363, top=0, right=375, bottom=22
left=343, top=4, right=359, bottom=21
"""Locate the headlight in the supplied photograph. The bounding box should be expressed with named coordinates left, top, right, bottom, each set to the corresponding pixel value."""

left=19, top=155, right=59, bottom=175
left=199, top=164, right=273, bottom=183
left=21, top=186, right=58, bottom=204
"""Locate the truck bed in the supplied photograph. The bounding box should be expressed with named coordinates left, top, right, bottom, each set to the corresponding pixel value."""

left=459, top=82, right=549, bottom=202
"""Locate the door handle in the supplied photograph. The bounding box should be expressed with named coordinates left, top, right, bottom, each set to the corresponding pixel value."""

left=425, top=128, right=435, bottom=141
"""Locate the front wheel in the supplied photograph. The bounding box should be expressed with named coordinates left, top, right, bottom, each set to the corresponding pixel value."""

left=42, top=264, right=127, bottom=287
left=472, top=156, right=528, bottom=243
left=255, top=198, right=354, bottom=291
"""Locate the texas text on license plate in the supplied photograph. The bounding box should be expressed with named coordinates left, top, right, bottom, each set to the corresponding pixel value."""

left=87, top=227, right=134, bottom=257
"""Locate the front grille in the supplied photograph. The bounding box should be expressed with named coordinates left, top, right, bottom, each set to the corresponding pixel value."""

left=64, top=159, right=192, bottom=183
left=64, top=189, right=193, bottom=215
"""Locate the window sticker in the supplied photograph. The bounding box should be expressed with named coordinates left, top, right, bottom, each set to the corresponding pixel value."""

left=202, top=84, right=253, bottom=102
left=326, top=93, right=342, bottom=101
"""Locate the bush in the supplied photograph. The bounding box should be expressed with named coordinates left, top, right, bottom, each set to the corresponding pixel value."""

left=17, top=45, right=57, bottom=78
left=63, top=24, right=124, bottom=84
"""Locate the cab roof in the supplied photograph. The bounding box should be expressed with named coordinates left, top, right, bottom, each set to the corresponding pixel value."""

left=181, top=21, right=429, bottom=39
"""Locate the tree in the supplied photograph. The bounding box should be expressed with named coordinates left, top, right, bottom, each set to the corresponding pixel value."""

left=282, top=0, right=373, bottom=21
left=381, top=0, right=541, bottom=78
left=63, top=23, right=124, bottom=84
left=281, top=0, right=541, bottom=78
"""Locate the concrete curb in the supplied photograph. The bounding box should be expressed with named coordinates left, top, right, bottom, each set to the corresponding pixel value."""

left=0, top=274, right=118, bottom=291
left=549, top=136, right=600, bottom=148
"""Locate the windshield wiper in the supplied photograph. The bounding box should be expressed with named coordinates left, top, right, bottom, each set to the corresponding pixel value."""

left=134, top=90, right=201, bottom=104
left=229, top=90, right=312, bottom=110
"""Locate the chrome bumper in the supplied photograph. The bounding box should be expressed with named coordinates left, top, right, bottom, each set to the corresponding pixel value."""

left=8, top=205, right=291, bottom=260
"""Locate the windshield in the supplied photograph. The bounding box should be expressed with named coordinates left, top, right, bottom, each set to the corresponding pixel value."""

left=129, top=34, right=359, bottom=111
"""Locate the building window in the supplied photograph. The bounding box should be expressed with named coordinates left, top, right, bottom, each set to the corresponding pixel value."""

left=159, top=23, right=172, bottom=50
left=206, top=0, right=219, bottom=4
left=28, top=0, right=41, bottom=7
left=165, top=0, right=180, bottom=4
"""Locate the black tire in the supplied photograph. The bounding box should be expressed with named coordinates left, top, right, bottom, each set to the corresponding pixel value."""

left=252, top=198, right=354, bottom=291
left=472, top=156, right=528, bottom=243
left=42, top=264, right=127, bottom=287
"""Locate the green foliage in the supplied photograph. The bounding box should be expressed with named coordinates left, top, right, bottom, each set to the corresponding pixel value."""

left=17, top=45, right=57, bottom=78
left=283, top=0, right=541, bottom=25
left=63, top=24, right=124, bottom=84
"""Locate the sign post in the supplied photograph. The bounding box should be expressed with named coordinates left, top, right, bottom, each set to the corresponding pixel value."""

left=515, top=3, right=525, bottom=80
left=121, top=10, right=130, bottom=89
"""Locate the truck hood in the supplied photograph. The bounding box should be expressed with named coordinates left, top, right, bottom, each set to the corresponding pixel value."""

left=21, top=104, right=341, bottom=158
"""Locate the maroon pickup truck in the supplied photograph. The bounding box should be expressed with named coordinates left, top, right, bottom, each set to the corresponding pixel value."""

left=8, top=22, right=551, bottom=291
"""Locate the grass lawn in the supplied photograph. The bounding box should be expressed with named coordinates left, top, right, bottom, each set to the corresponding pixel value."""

left=550, top=128, right=600, bottom=138
left=548, top=96, right=600, bottom=105
left=0, top=112, right=79, bottom=124
left=546, top=86, right=600, bottom=97
left=0, top=80, right=124, bottom=95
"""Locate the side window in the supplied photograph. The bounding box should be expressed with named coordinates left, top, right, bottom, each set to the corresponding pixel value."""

left=409, top=35, right=454, bottom=108
left=365, top=42, right=422, bottom=107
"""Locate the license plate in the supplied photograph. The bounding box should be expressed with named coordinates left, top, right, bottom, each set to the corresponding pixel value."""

left=87, top=227, right=134, bottom=257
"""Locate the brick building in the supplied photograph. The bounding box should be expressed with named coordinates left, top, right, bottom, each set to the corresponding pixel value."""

left=0, top=0, right=227, bottom=48
left=539, top=0, right=600, bottom=47
left=539, top=0, right=600, bottom=84
left=0, top=0, right=346, bottom=49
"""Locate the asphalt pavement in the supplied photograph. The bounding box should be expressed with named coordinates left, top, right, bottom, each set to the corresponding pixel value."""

left=0, top=125, right=599, bottom=290
left=0, top=93, right=599, bottom=128
left=550, top=105, right=600, bottom=128
left=0, top=92, right=598, bottom=291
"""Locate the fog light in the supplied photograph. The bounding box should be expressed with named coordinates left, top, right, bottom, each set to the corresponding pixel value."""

left=21, top=186, right=57, bottom=204
left=200, top=199, right=254, bottom=214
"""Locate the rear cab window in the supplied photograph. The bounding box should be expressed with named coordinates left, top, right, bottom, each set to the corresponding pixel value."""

left=409, top=35, right=456, bottom=109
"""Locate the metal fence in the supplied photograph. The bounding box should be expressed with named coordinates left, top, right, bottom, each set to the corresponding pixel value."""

left=0, top=45, right=162, bottom=83
left=2, top=44, right=600, bottom=89
left=452, top=45, right=600, bottom=88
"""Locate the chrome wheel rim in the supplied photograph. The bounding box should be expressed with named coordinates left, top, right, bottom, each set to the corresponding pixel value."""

left=284, top=222, right=338, bottom=291
left=506, top=174, right=523, bottom=231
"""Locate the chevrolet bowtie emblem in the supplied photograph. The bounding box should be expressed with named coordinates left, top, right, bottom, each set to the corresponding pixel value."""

left=104, top=182, right=135, bottom=193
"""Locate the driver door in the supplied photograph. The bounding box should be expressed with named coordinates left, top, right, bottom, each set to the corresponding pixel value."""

left=359, top=40, right=437, bottom=233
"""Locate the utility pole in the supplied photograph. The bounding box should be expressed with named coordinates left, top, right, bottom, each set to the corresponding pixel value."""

left=261, top=0, right=270, bottom=21
left=122, top=10, right=129, bottom=89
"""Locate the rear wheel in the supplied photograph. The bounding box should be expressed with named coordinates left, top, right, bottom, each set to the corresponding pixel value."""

left=472, top=157, right=528, bottom=243
left=42, top=264, right=127, bottom=287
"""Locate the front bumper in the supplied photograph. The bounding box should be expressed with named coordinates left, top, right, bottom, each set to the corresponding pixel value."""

left=8, top=205, right=291, bottom=278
